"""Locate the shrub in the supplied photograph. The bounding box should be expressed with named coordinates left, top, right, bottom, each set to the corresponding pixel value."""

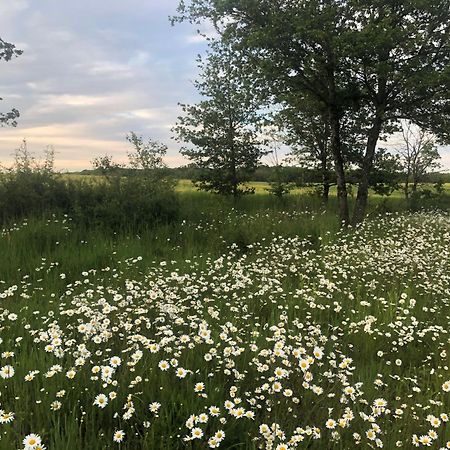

left=0, top=138, right=180, bottom=231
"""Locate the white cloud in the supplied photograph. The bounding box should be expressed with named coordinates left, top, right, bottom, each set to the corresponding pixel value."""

left=0, top=0, right=29, bottom=19
left=128, top=50, right=151, bottom=67
left=184, top=21, right=218, bottom=45
left=0, top=1, right=204, bottom=169
left=185, top=33, right=209, bottom=44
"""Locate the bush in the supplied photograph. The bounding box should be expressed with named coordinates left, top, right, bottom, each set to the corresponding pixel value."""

left=0, top=138, right=180, bottom=231
left=5, top=174, right=71, bottom=220
left=69, top=177, right=179, bottom=231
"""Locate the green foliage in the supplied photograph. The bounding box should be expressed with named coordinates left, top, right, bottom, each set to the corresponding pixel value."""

left=366, top=149, right=402, bottom=197
left=266, top=171, right=294, bottom=199
left=0, top=141, right=71, bottom=221
left=399, top=121, right=442, bottom=198
left=69, top=178, right=179, bottom=231
left=0, top=137, right=179, bottom=231
left=126, top=131, right=168, bottom=172
left=175, top=0, right=450, bottom=224
left=82, top=133, right=178, bottom=230
left=265, top=148, right=295, bottom=199
left=173, top=42, right=267, bottom=198
left=91, top=154, right=123, bottom=180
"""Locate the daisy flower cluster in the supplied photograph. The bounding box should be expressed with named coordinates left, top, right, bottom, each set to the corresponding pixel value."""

left=0, top=211, right=449, bottom=448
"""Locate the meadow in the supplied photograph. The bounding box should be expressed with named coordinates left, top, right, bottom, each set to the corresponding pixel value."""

left=1, top=188, right=450, bottom=450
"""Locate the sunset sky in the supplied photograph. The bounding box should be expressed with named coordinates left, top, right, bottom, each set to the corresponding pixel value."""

left=0, top=0, right=449, bottom=171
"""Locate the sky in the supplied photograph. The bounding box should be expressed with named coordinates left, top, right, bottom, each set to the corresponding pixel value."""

left=0, top=0, right=208, bottom=170
left=0, top=1, right=449, bottom=171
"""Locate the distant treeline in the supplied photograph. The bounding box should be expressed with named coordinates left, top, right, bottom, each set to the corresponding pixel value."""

left=78, top=165, right=450, bottom=185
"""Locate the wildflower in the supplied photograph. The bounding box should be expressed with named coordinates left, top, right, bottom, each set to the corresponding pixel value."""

left=208, top=437, right=220, bottom=448
left=66, top=369, right=76, bottom=379
left=276, top=444, right=289, bottom=450
left=149, top=402, right=161, bottom=413
left=299, top=359, right=310, bottom=371
left=194, top=382, right=205, bottom=392
left=0, top=410, right=14, bottom=424
left=110, top=356, right=121, bottom=368
left=366, top=429, right=376, bottom=440
left=373, top=398, right=387, bottom=408
left=50, top=401, right=62, bottom=411
left=23, top=434, right=42, bottom=448
left=191, top=427, right=203, bottom=439
left=419, top=435, right=432, bottom=446
left=0, top=365, right=15, bottom=379
left=214, top=430, right=225, bottom=440
left=113, top=430, right=125, bottom=443
left=158, top=360, right=169, bottom=371
left=209, top=406, right=220, bottom=416
left=93, top=394, right=108, bottom=408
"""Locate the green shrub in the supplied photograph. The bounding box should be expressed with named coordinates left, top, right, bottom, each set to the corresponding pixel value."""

left=0, top=138, right=180, bottom=231
left=68, top=177, right=179, bottom=231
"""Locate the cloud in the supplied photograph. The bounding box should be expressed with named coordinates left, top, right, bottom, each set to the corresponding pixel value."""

left=0, top=0, right=29, bottom=19
left=128, top=50, right=151, bottom=67
left=185, top=33, right=209, bottom=44
left=0, top=0, right=203, bottom=170
left=0, top=1, right=449, bottom=172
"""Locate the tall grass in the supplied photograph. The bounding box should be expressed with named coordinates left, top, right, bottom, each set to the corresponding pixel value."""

left=1, top=188, right=450, bottom=449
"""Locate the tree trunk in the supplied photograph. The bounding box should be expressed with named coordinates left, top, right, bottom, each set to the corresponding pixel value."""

left=329, top=105, right=349, bottom=226
left=322, top=180, right=330, bottom=204
left=404, top=173, right=410, bottom=199
left=319, top=146, right=330, bottom=204
left=352, top=117, right=383, bottom=225
left=324, top=43, right=348, bottom=226
left=321, top=167, right=331, bottom=204
left=228, top=119, right=238, bottom=200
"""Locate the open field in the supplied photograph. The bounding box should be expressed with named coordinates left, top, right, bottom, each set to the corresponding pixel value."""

left=2, top=1, right=450, bottom=449
left=1, top=191, right=450, bottom=449
left=62, top=174, right=450, bottom=197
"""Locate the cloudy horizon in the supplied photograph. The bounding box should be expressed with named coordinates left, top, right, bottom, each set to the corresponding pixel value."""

left=0, top=0, right=449, bottom=172
left=0, top=0, right=208, bottom=170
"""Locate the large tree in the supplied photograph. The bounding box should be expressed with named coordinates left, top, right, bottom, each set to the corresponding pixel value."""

left=174, top=0, right=450, bottom=225
left=173, top=42, right=267, bottom=198
left=281, top=106, right=335, bottom=203
left=349, top=0, right=450, bottom=224
left=0, top=38, right=22, bottom=127
left=174, top=0, right=360, bottom=224
left=279, top=96, right=365, bottom=204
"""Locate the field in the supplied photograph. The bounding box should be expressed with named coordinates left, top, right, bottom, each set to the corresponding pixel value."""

left=1, top=191, right=450, bottom=449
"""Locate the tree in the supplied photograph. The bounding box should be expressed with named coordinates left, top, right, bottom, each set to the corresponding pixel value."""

left=174, top=0, right=360, bottom=224
left=0, top=38, right=22, bottom=127
left=349, top=0, right=450, bottom=224
left=279, top=93, right=368, bottom=204
left=399, top=121, right=441, bottom=198
left=126, top=132, right=167, bottom=172
left=6, top=139, right=55, bottom=175
left=359, top=148, right=402, bottom=197
left=174, top=0, right=450, bottom=225
left=264, top=133, right=294, bottom=199
left=278, top=99, right=334, bottom=203
left=91, top=154, right=123, bottom=182
left=173, top=42, right=267, bottom=198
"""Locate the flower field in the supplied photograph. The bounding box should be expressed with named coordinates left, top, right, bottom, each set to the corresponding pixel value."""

left=1, top=211, right=450, bottom=449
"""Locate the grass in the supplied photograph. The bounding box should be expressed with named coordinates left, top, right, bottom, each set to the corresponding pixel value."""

left=0, top=190, right=450, bottom=449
